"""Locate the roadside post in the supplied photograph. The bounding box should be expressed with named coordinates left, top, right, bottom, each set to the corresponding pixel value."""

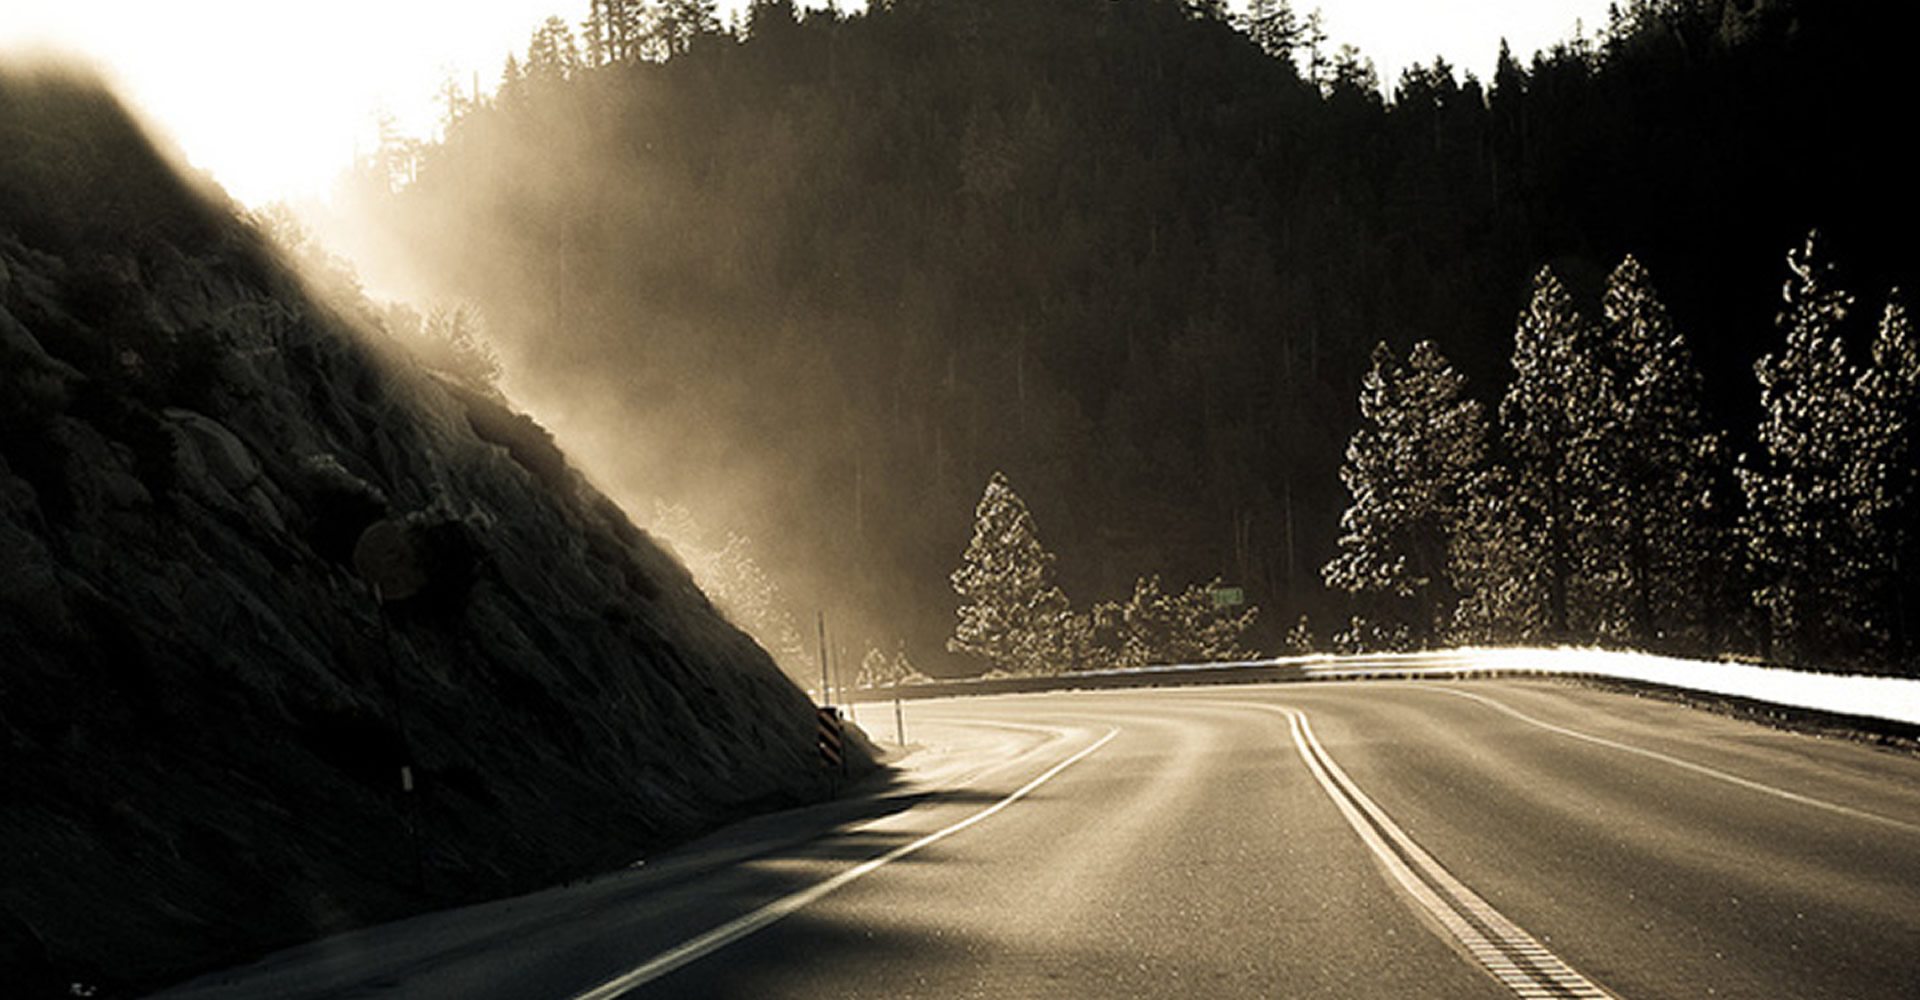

left=816, top=704, right=846, bottom=797
left=817, top=611, right=830, bottom=706
left=885, top=654, right=906, bottom=746
left=814, top=612, right=846, bottom=792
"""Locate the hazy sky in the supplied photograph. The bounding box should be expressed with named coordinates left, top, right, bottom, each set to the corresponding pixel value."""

left=3, top=1, right=1614, bottom=207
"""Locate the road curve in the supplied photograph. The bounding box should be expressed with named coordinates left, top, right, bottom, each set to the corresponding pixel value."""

left=153, top=678, right=1920, bottom=1000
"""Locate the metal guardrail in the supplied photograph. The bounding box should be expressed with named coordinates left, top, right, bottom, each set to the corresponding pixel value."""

left=840, top=650, right=1502, bottom=703
left=840, top=647, right=1920, bottom=733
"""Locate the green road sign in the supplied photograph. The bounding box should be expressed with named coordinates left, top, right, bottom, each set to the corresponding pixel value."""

left=1210, top=586, right=1244, bottom=608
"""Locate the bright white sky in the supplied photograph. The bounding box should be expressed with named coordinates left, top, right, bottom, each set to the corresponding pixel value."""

left=2, top=1, right=1613, bottom=208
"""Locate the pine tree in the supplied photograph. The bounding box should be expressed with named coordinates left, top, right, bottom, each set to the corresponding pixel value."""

left=583, top=2, right=607, bottom=66
left=526, top=16, right=585, bottom=83
left=1449, top=465, right=1550, bottom=643
left=948, top=472, right=1072, bottom=674
left=419, top=303, right=502, bottom=396
left=1500, top=266, right=1612, bottom=641
left=584, top=0, right=644, bottom=66
left=1074, top=599, right=1128, bottom=670
left=1284, top=614, right=1315, bottom=654
left=649, top=502, right=810, bottom=682
left=1236, top=0, right=1307, bottom=63
left=1596, top=255, right=1727, bottom=649
left=650, top=0, right=723, bottom=59
left=1124, top=575, right=1180, bottom=665
left=497, top=53, right=528, bottom=108
left=1739, top=231, right=1865, bottom=664
left=856, top=646, right=893, bottom=689
left=1323, top=340, right=1486, bottom=647
left=1851, top=291, right=1919, bottom=664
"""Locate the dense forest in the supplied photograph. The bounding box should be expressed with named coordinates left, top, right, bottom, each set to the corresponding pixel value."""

left=325, top=0, right=1918, bottom=677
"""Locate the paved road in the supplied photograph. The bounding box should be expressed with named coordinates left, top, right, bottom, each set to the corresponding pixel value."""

left=155, top=679, right=1920, bottom=1000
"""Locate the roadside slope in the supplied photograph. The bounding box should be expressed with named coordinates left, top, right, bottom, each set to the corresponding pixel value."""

left=0, top=64, right=860, bottom=998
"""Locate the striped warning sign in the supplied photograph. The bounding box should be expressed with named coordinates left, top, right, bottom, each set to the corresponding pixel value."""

left=816, top=706, right=844, bottom=769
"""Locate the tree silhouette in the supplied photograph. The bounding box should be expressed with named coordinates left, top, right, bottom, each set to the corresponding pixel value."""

left=1324, top=340, right=1485, bottom=647
left=525, top=16, right=585, bottom=84
left=1850, top=291, right=1919, bottom=661
left=1594, top=255, right=1727, bottom=648
left=1448, top=465, right=1547, bottom=643
left=586, top=0, right=649, bottom=65
left=1236, top=0, right=1308, bottom=66
left=948, top=472, right=1071, bottom=675
left=1500, top=267, right=1611, bottom=641
left=1740, top=232, right=1865, bottom=664
left=650, top=0, right=723, bottom=58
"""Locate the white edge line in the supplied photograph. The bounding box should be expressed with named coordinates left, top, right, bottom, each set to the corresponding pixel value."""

left=566, top=727, right=1121, bottom=1000
left=1429, top=685, right=1920, bottom=835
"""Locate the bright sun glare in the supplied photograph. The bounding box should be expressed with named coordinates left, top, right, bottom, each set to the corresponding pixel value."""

left=2, top=0, right=580, bottom=207
left=1, top=0, right=1612, bottom=209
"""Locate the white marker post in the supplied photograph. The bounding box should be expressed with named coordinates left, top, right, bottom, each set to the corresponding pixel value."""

left=816, top=611, right=830, bottom=707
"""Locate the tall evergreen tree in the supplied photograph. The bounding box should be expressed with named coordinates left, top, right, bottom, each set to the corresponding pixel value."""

left=1500, top=266, right=1612, bottom=641
left=526, top=16, right=585, bottom=83
left=1235, top=0, right=1307, bottom=64
left=949, top=471, right=1072, bottom=674
left=1851, top=291, right=1919, bottom=665
left=650, top=0, right=723, bottom=58
left=1323, top=340, right=1486, bottom=646
left=497, top=53, right=527, bottom=106
left=1596, top=255, right=1728, bottom=649
left=1739, top=232, right=1866, bottom=664
left=585, top=0, right=648, bottom=65
left=1448, top=465, right=1548, bottom=642
left=584, top=0, right=608, bottom=66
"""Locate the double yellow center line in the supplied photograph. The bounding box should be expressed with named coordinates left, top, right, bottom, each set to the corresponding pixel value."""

left=1253, top=703, right=1619, bottom=1000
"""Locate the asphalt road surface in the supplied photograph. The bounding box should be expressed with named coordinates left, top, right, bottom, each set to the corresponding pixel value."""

left=154, top=678, right=1920, bottom=1000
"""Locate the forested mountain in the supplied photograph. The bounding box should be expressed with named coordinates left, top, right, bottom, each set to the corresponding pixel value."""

left=334, top=0, right=1917, bottom=675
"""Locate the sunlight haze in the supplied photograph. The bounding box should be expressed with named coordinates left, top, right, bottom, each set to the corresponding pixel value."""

left=3, top=0, right=1612, bottom=208
left=6, top=3, right=1918, bottom=995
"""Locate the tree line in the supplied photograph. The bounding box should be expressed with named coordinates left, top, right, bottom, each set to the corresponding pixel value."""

left=331, top=0, right=1916, bottom=676
left=948, top=471, right=1257, bottom=675
left=1326, top=236, right=1917, bottom=671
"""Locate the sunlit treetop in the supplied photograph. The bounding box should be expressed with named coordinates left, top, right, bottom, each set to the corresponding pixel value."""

left=1, top=0, right=1613, bottom=207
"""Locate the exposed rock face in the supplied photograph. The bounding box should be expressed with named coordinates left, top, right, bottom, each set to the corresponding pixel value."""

left=0, top=66, right=855, bottom=997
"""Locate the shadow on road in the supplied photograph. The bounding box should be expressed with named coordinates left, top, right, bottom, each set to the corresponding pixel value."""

left=149, top=763, right=1018, bottom=1000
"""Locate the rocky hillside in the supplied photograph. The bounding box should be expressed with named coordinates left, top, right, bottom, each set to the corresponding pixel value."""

left=0, top=65, right=861, bottom=998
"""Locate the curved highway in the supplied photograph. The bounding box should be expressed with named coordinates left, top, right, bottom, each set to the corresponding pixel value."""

left=154, top=679, right=1920, bottom=1000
